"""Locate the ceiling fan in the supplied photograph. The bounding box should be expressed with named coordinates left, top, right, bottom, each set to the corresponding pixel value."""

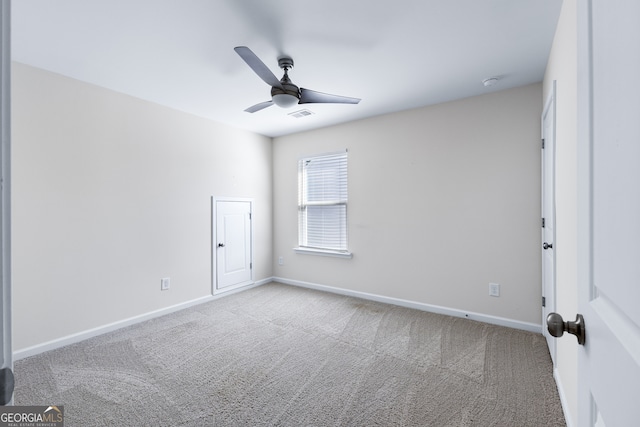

left=234, top=46, right=361, bottom=113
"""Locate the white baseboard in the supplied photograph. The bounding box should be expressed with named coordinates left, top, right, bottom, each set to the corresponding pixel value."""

left=13, top=278, right=271, bottom=361
left=272, top=277, right=542, bottom=334
left=554, top=367, right=574, bottom=427
left=14, top=276, right=540, bottom=361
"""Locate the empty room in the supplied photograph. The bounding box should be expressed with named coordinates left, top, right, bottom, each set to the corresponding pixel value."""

left=1, top=0, right=639, bottom=426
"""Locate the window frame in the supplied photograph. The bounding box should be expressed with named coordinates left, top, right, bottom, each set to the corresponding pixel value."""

left=295, top=150, right=352, bottom=259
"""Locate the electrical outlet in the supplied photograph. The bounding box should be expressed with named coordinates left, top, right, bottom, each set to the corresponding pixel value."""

left=161, top=277, right=170, bottom=291
left=489, top=283, right=500, bottom=297
left=278, top=256, right=284, bottom=266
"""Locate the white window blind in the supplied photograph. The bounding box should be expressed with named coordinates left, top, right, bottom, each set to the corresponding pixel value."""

left=298, top=151, right=348, bottom=252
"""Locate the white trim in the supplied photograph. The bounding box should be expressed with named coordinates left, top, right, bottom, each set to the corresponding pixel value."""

left=293, top=247, right=353, bottom=259
left=554, top=367, right=575, bottom=427
left=0, top=0, right=12, bottom=377
left=298, top=148, right=347, bottom=160
left=272, top=277, right=542, bottom=334
left=13, top=278, right=271, bottom=361
left=13, top=275, right=543, bottom=361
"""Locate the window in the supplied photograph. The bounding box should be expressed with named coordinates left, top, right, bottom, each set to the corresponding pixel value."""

left=296, top=150, right=351, bottom=257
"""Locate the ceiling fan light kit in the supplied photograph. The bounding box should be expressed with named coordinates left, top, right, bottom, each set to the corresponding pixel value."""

left=234, top=46, right=361, bottom=113
left=272, top=93, right=299, bottom=108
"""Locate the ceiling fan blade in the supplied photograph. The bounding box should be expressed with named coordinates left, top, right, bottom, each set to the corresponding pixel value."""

left=299, top=88, right=361, bottom=105
left=244, top=100, right=274, bottom=113
left=234, top=46, right=283, bottom=89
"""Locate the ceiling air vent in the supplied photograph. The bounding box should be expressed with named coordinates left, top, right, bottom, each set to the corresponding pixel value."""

left=288, top=109, right=314, bottom=119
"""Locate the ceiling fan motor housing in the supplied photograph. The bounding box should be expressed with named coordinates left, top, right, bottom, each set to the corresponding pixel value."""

left=271, top=80, right=300, bottom=99
left=271, top=59, right=300, bottom=107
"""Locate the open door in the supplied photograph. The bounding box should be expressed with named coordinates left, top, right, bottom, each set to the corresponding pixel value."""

left=572, top=1, right=640, bottom=424
left=213, top=198, right=253, bottom=294
left=0, top=0, right=14, bottom=406
left=541, top=82, right=557, bottom=364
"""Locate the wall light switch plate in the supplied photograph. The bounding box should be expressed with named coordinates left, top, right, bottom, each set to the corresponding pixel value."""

left=489, top=283, right=500, bottom=297
left=161, top=277, right=170, bottom=291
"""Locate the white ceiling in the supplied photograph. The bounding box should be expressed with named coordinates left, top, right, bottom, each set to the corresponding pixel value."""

left=11, top=0, right=562, bottom=138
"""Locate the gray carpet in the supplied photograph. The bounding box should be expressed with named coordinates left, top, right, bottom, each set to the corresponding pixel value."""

left=15, top=282, right=566, bottom=426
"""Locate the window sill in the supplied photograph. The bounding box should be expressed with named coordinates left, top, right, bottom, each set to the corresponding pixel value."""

left=294, top=247, right=353, bottom=259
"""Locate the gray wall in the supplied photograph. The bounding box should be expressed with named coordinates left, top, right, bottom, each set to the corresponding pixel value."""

left=12, top=63, right=273, bottom=352
left=12, top=62, right=545, bottom=354
left=273, top=83, right=543, bottom=326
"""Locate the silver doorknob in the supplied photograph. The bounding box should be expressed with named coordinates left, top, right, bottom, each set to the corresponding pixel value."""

left=543, top=242, right=553, bottom=250
left=546, top=313, right=585, bottom=345
left=217, top=243, right=225, bottom=248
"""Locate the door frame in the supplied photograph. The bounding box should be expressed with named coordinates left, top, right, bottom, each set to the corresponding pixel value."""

left=541, top=81, right=557, bottom=364
left=211, top=197, right=254, bottom=295
left=0, top=0, right=13, bottom=405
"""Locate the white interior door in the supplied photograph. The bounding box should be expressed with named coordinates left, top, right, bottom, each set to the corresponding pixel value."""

left=576, top=1, right=640, bottom=425
left=541, top=83, right=557, bottom=364
left=214, top=199, right=253, bottom=294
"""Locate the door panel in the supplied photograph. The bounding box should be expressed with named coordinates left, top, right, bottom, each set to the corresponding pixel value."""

left=591, top=0, right=640, bottom=328
left=214, top=200, right=252, bottom=293
left=222, top=212, right=249, bottom=275
left=577, top=1, right=640, bottom=425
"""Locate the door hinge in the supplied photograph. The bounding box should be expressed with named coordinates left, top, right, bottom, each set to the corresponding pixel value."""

left=542, top=218, right=545, bottom=228
left=542, top=296, right=546, bottom=307
left=250, top=262, right=252, bottom=269
left=249, top=213, right=252, bottom=220
left=542, top=138, right=545, bottom=149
